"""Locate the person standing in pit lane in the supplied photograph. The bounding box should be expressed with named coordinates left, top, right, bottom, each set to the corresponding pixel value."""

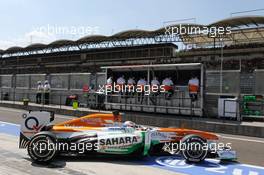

left=36, top=81, right=43, bottom=104
left=43, top=80, right=51, bottom=105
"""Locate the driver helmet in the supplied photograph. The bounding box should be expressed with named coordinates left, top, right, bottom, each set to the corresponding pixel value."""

left=123, top=121, right=136, bottom=128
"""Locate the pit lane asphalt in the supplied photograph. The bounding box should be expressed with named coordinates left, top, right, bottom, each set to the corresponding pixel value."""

left=0, top=106, right=263, bottom=175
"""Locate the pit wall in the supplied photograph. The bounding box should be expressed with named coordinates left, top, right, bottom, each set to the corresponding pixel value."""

left=1, top=69, right=264, bottom=117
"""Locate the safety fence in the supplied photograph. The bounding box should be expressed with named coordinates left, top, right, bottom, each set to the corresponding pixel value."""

left=0, top=73, right=105, bottom=91
left=206, top=69, right=264, bottom=95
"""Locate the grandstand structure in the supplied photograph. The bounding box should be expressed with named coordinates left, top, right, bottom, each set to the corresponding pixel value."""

left=1, top=15, right=264, bottom=117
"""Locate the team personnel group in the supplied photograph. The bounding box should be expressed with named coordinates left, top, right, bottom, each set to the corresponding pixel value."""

left=34, top=75, right=199, bottom=105
left=106, top=75, right=200, bottom=101
left=36, top=80, right=51, bottom=104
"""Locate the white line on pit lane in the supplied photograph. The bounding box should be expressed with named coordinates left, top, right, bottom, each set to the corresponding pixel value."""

left=0, top=121, right=20, bottom=126
left=207, top=159, right=264, bottom=169
left=218, top=135, right=264, bottom=144
left=0, top=107, right=27, bottom=113
left=0, top=107, right=75, bottom=119
left=241, top=164, right=264, bottom=170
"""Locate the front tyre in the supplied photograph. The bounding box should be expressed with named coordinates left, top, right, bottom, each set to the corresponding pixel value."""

left=181, top=134, right=208, bottom=163
left=27, top=132, right=58, bottom=163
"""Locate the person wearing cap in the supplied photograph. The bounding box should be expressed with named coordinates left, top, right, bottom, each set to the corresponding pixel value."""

left=106, top=76, right=113, bottom=90
left=105, top=76, right=113, bottom=101
left=43, top=80, right=51, bottom=104
left=127, top=77, right=136, bottom=86
left=127, top=77, right=136, bottom=97
left=116, top=75, right=126, bottom=96
left=123, top=121, right=136, bottom=128
left=36, top=81, right=43, bottom=104
left=151, top=76, right=160, bottom=90
left=162, top=77, right=174, bottom=99
left=188, top=76, right=199, bottom=101
left=137, top=77, right=147, bottom=103
left=150, top=76, right=160, bottom=105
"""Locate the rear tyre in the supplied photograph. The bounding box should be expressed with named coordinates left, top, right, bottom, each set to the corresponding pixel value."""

left=181, top=134, right=208, bottom=163
left=27, top=131, right=58, bottom=163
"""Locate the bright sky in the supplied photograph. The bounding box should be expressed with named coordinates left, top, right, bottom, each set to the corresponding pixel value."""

left=0, top=0, right=263, bottom=49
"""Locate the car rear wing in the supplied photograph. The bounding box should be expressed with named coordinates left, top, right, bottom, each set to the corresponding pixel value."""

left=19, top=111, right=55, bottom=149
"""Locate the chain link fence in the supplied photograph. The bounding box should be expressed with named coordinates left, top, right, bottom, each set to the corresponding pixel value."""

left=206, top=70, right=240, bottom=94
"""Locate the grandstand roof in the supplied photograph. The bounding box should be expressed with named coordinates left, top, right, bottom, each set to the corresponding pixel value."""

left=188, top=15, right=264, bottom=46
left=2, top=15, right=264, bottom=56
left=5, top=46, right=23, bottom=53
left=49, top=39, right=74, bottom=47
left=77, top=35, right=109, bottom=43
left=111, top=29, right=152, bottom=39
left=25, top=43, right=47, bottom=50
left=209, top=15, right=264, bottom=28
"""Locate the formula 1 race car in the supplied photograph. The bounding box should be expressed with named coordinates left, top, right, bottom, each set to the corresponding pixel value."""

left=19, top=111, right=236, bottom=163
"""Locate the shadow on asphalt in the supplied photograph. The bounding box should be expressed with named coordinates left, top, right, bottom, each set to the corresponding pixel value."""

left=25, top=155, right=240, bottom=169
left=26, top=155, right=150, bottom=169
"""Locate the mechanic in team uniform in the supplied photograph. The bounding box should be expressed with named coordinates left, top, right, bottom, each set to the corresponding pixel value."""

left=150, top=76, right=160, bottom=105
left=188, top=76, right=199, bottom=101
left=116, top=75, right=126, bottom=95
left=127, top=77, right=136, bottom=97
left=151, top=76, right=160, bottom=90
left=137, top=77, right=147, bottom=104
left=162, top=77, right=174, bottom=99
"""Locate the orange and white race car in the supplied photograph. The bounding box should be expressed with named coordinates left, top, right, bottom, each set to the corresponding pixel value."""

left=19, top=111, right=236, bottom=163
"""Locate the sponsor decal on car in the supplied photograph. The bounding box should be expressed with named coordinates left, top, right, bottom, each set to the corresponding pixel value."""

left=99, top=136, right=139, bottom=146
left=97, top=134, right=143, bottom=150
left=80, top=118, right=102, bottom=124
left=107, top=127, right=135, bottom=133
left=151, top=131, right=174, bottom=141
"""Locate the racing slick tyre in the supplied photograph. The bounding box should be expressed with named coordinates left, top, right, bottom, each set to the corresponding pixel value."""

left=180, top=134, right=208, bottom=163
left=27, top=131, right=58, bottom=163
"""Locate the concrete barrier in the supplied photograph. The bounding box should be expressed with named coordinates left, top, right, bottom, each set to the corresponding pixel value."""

left=122, top=112, right=264, bottom=138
